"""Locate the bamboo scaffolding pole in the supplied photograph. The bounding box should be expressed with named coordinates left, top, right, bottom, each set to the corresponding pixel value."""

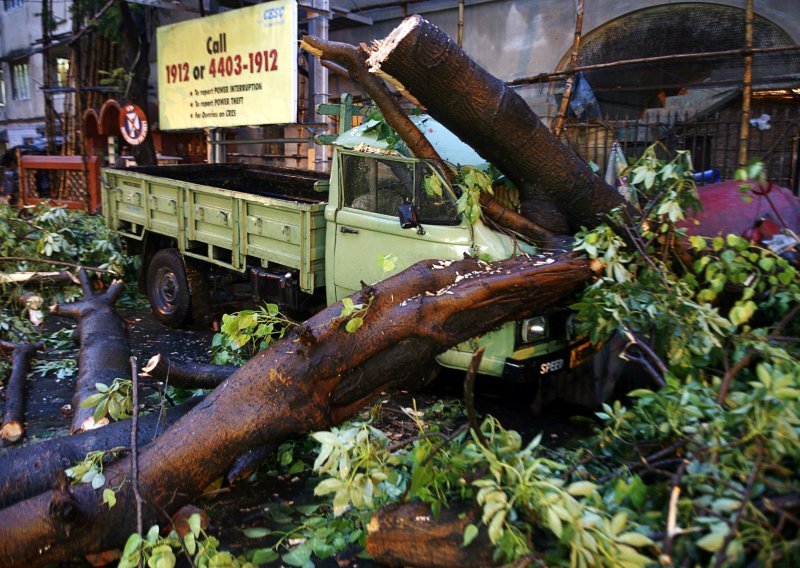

left=457, top=0, right=464, bottom=48
left=551, top=0, right=584, bottom=137
left=738, top=0, right=754, bottom=168
left=508, top=44, right=800, bottom=87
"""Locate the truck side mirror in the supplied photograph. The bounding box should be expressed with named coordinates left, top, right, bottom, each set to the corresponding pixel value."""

left=398, top=199, right=418, bottom=229
left=398, top=199, right=426, bottom=235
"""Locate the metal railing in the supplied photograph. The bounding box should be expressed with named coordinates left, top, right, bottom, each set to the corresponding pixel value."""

left=561, top=107, right=800, bottom=193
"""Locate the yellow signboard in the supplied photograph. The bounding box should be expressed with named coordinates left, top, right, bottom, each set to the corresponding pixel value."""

left=157, top=0, right=297, bottom=129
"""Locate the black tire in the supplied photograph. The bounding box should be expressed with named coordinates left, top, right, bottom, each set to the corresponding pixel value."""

left=146, top=249, right=192, bottom=328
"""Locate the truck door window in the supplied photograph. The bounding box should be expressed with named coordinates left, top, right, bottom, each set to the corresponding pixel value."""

left=416, top=163, right=460, bottom=225
left=341, top=154, right=459, bottom=224
left=341, top=154, right=413, bottom=216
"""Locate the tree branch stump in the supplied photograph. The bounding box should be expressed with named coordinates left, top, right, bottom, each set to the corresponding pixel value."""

left=50, top=270, right=131, bottom=433
left=366, top=502, right=497, bottom=567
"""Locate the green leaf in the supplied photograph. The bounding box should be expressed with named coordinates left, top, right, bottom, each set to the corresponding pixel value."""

left=91, top=472, right=106, bottom=489
left=93, top=398, right=109, bottom=423
left=123, top=532, right=143, bottom=557
left=187, top=513, right=202, bottom=538
left=688, top=236, right=707, bottom=251
left=616, top=531, right=654, bottom=547
left=345, top=317, right=364, bottom=334
left=311, top=431, right=340, bottom=446
left=463, top=523, right=479, bottom=547
left=146, top=524, right=160, bottom=544
left=566, top=481, right=597, bottom=497
left=79, top=393, right=106, bottom=408
left=183, top=532, right=196, bottom=555
left=282, top=544, right=312, bottom=567
left=696, top=529, right=728, bottom=553
left=242, top=527, right=271, bottom=538
left=546, top=507, right=563, bottom=538
left=102, top=488, right=117, bottom=508
left=252, top=548, right=279, bottom=564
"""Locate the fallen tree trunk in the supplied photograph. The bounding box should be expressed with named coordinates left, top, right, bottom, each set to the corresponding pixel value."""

left=366, top=502, right=496, bottom=567
left=366, top=15, right=625, bottom=233
left=0, top=398, right=200, bottom=509
left=0, top=253, right=595, bottom=565
left=140, top=354, right=236, bottom=390
left=50, top=270, right=131, bottom=433
left=0, top=340, right=44, bottom=443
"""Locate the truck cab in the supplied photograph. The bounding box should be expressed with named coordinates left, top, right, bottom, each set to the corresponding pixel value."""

left=325, top=115, right=591, bottom=381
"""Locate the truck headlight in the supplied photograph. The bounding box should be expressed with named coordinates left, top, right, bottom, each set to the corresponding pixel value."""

left=521, top=316, right=548, bottom=343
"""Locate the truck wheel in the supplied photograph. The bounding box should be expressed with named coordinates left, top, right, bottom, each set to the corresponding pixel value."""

left=147, top=249, right=192, bottom=328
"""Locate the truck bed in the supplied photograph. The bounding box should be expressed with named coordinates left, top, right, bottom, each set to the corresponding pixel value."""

left=124, top=163, right=328, bottom=204
left=102, top=163, right=329, bottom=293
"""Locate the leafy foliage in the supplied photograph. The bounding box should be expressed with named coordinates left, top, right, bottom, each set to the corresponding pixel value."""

left=80, top=378, right=134, bottom=423
left=361, top=108, right=409, bottom=155
left=119, top=514, right=256, bottom=568
left=211, top=304, right=296, bottom=365
left=339, top=296, right=374, bottom=334
left=454, top=166, right=493, bottom=224
left=65, top=447, right=126, bottom=491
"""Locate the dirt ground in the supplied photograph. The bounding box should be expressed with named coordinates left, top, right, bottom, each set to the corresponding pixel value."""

left=0, top=306, right=593, bottom=567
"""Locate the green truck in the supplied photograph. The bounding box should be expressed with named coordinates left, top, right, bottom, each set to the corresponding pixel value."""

left=102, top=115, right=596, bottom=388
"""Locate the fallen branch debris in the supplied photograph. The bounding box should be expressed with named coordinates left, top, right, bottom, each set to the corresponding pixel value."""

left=0, top=340, right=45, bottom=443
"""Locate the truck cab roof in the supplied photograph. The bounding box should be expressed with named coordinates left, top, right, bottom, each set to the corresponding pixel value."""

left=333, top=114, right=485, bottom=167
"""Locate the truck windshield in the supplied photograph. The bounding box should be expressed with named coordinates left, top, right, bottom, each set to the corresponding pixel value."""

left=341, top=153, right=459, bottom=225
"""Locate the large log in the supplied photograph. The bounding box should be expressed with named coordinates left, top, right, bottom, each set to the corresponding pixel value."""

left=51, top=270, right=131, bottom=433
left=367, top=15, right=625, bottom=234
left=0, top=398, right=199, bottom=509
left=0, top=253, right=595, bottom=565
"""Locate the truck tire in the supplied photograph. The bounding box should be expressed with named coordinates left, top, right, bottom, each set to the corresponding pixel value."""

left=146, top=249, right=194, bottom=328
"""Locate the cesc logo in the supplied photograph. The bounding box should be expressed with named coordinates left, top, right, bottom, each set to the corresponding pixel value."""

left=259, top=5, right=285, bottom=28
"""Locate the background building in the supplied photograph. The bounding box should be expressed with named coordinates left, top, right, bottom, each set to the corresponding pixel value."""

left=2, top=1, right=799, bottom=190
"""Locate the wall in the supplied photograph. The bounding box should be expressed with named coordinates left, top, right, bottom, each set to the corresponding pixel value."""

left=329, top=0, right=800, bottom=117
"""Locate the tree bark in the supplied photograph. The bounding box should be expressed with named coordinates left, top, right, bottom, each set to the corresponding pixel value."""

left=140, top=354, right=236, bottom=390
left=0, top=253, right=595, bottom=565
left=366, top=502, right=497, bottom=567
left=50, top=270, right=131, bottom=433
left=0, top=341, right=45, bottom=443
left=366, top=15, right=625, bottom=234
left=300, top=36, right=445, bottom=170
left=0, top=398, right=199, bottom=509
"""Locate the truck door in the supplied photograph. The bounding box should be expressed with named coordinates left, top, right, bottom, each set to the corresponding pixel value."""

left=332, top=152, right=470, bottom=299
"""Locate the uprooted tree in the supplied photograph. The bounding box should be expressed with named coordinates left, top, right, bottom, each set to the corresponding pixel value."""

left=1, top=14, right=798, bottom=568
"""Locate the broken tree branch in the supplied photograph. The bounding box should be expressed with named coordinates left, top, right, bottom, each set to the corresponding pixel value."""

left=140, top=354, right=236, bottom=390
left=0, top=340, right=45, bottom=443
